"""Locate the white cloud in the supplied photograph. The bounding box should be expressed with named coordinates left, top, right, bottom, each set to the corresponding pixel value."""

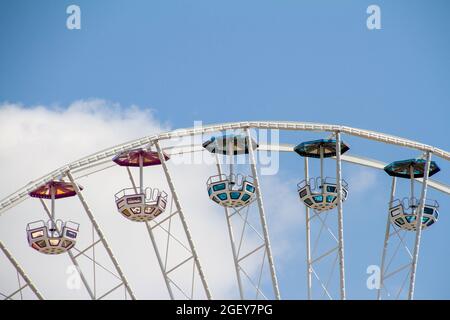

left=346, top=166, right=378, bottom=195
left=0, top=100, right=166, bottom=194
left=0, top=100, right=232, bottom=299
left=259, top=175, right=304, bottom=265
left=0, top=100, right=300, bottom=300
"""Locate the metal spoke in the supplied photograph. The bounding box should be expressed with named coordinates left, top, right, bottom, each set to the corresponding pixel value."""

left=0, top=240, right=44, bottom=300
left=408, top=152, right=432, bottom=300
left=154, top=140, right=212, bottom=299
left=245, top=128, right=280, bottom=300
left=67, top=171, right=136, bottom=300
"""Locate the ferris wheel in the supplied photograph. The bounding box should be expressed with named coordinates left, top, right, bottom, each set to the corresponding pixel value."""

left=0, top=121, right=449, bottom=300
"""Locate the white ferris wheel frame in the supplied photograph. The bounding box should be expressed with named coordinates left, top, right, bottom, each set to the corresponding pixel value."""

left=0, top=121, right=449, bottom=300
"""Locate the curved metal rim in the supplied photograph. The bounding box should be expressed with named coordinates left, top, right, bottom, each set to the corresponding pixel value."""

left=1, top=120, right=449, bottom=214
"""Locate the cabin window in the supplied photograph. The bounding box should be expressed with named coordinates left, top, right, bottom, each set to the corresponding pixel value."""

left=230, top=192, right=241, bottom=200
left=218, top=193, right=228, bottom=200
left=246, top=185, right=255, bottom=193
left=213, top=183, right=226, bottom=192
left=313, top=195, right=323, bottom=203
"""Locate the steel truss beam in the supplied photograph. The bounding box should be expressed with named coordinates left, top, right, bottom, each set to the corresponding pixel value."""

left=125, top=166, right=175, bottom=299
left=39, top=199, right=95, bottom=300
left=378, top=177, right=397, bottom=300
left=378, top=153, right=433, bottom=300
left=154, top=140, right=212, bottom=299
left=67, top=171, right=136, bottom=300
left=301, top=131, right=347, bottom=300
left=245, top=128, right=281, bottom=300
left=335, top=132, right=346, bottom=300
left=408, top=152, right=432, bottom=300
left=308, top=211, right=341, bottom=300
left=304, top=157, right=312, bottom=300
left=214, top=151, right=276, bottom=299
left=378, top=224, right=414, bottom=299
left=214, top=154, right=244, bottom=299
left=40, top=198, right=129, bottom=300
left=0, top=240, right=44, bottom=300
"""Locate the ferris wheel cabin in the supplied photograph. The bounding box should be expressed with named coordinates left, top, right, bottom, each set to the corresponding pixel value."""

left=26, top=181, right=81, bottom=255
left=203, top=133, right=258, bottom=208
left=295, top=139, right=349, bottom=213
left=115, top=187, right=168, bottom=222
left=207, top=174, right=256, bottom=207
left=384, top=158, right=441, bottom=231
left=113, top=148, right=170, bottom=222
left=297, top=177, right=348, bottom=212
left=27, top=220, right=79, bottom=255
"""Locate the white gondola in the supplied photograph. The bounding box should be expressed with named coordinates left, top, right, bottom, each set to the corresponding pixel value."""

left=27, top=220, right=79, bottom=255
left=203, top=134, right=258, bottom=208
left=115, top=187, right=168, bottom=222
left=27, top=181, right=81, bottom=255
left=295, top=139, right=350, bottom=213
left=298, top=177, right=348, bottom=212
left=384, top=158, right=441, bottom=231
left=207, top=173, right=255, bottom=207
left=113, top=148, right=170, bottom=222
left=389, top=198, right=439, bottom=231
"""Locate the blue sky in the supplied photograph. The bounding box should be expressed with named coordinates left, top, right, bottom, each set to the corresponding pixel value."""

left=0, top=1, right=449, bottom=299
left=1, top=0, right=449, bottom=143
